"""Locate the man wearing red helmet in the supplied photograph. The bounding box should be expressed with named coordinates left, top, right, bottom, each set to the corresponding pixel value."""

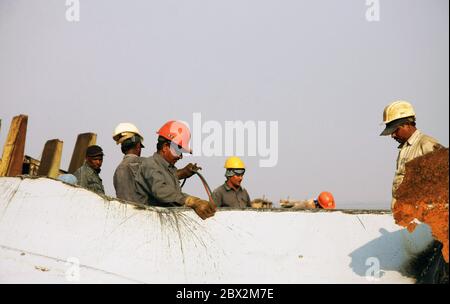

left=135, top=121, right=216, bottom=220
left=315, top=192, right=336, bottom=209
left=280, top=192, right=336, bottom=209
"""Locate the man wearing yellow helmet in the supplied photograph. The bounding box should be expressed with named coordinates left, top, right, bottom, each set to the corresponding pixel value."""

left=380, top=100, right=443, bottom=209
left=212, top=156, right=251, bottom=208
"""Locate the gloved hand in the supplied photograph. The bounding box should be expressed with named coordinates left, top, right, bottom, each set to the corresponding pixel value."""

left=177, top=163, right=202, bottom=180
left=185, top=196, right=216, bottom=220
left=280, top=199, right=316, bottom=209
left=279, top=200, right=295, bottom=208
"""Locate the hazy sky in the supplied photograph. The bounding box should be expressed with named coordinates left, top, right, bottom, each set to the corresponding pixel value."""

left=1, top=0, right=448, bottom=209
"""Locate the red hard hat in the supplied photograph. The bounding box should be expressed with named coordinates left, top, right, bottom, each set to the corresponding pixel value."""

left=157, top=120, right=192, bottom=153
left=317, top=191, right=336, bottom=209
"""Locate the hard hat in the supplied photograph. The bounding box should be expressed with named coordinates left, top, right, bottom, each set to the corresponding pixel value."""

left=224, top=156, right=246, bottom=169
left=382, top=100, right=415, bottom=125
left=157, top=120, right=192, bottom=153
left=380, top=116, right=416, bottom=136
left=121, top=134, right=145, bottom=149
left=380, top=101, right=416, bottom=136
left=113, top=123, right=144, bottom=145
left=317, top=191, right=336, bottom=209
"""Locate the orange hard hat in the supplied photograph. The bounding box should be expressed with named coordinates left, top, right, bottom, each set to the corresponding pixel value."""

left=157, top=120, right=192, bottom=153
left=317, top=191, right=336, bottom=209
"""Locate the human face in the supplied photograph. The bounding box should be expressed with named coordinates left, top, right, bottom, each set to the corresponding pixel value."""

left=161, top=143, right=183, bottom=165
left=227, top=173, right=244, bottom=189
left=391, top=124, right=414, bottom=144
left=86, top=156, right=103, bottom=170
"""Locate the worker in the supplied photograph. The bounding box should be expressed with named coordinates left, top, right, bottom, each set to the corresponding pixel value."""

left=380, top=100, right=443, bottom=209
left=212, top=156, right=251, bottom=208
left=134, top=120, right=216, bottom=220
left=280, top=191, right=336, bottom=209
left=380, top=100, right=447, bottom=283
left=112, top=123, right=146, bottom=202
left=112, top=123, right=202, bottom=202
left=73, top=145, right=105, bottom=195
left=315, top=191, right=336, bottom=209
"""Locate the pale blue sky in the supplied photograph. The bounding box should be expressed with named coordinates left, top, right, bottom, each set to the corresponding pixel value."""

left=1, top=0, right=448, bottom=208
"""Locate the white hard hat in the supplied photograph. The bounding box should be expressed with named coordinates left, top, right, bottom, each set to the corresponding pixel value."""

left=382, top=100, right=416, bottom=125
left=380, top=101, right=416, bottom=136
left=113, top=123, right=144, bottom=145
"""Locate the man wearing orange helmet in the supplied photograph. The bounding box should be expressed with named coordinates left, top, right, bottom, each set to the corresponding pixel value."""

left=280, top=191, right=336, bottom=209
left=315, top=192, right=336, bottom=209
left=380, top=101, right=443, bottom=208
left=134, top=121, right=216, bottom=220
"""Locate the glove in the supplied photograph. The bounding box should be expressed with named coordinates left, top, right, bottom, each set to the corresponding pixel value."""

left=177, top=163, right=202, bottom=180
left=279, top=200, right=295, bottom=208
left=185, top=196, right=216, bottom=220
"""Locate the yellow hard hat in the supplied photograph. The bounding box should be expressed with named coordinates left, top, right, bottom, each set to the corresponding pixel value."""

left=382, top=100, right=416, bottom=125
left=224, top=156, right=245, bottom=169
left=113, top=123, right=144, bottom=145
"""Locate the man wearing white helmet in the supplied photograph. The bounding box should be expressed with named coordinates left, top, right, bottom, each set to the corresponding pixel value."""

left=380, top=100, right=443, bottom=209
left=113, top=123, right=146, bottom=202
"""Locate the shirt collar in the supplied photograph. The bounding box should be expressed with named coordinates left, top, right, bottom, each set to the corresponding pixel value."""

left=399, top=129, right=422, bottom=149
left=84, top=162, right=100, bottom=174
left=123, top=154, right=138, bottom=159
left=223, top=182, right=241, bottom=192
left=153, top=152, right=175, bottom=170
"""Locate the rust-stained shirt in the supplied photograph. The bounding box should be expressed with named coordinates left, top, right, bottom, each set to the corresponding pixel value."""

left=212, top=182, right=251, bottom=208
left=113, top=154, right=144, bottom=202
left=134, top=152, right=188, bottom=207
left=392, top=130, right=442, bottom=200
